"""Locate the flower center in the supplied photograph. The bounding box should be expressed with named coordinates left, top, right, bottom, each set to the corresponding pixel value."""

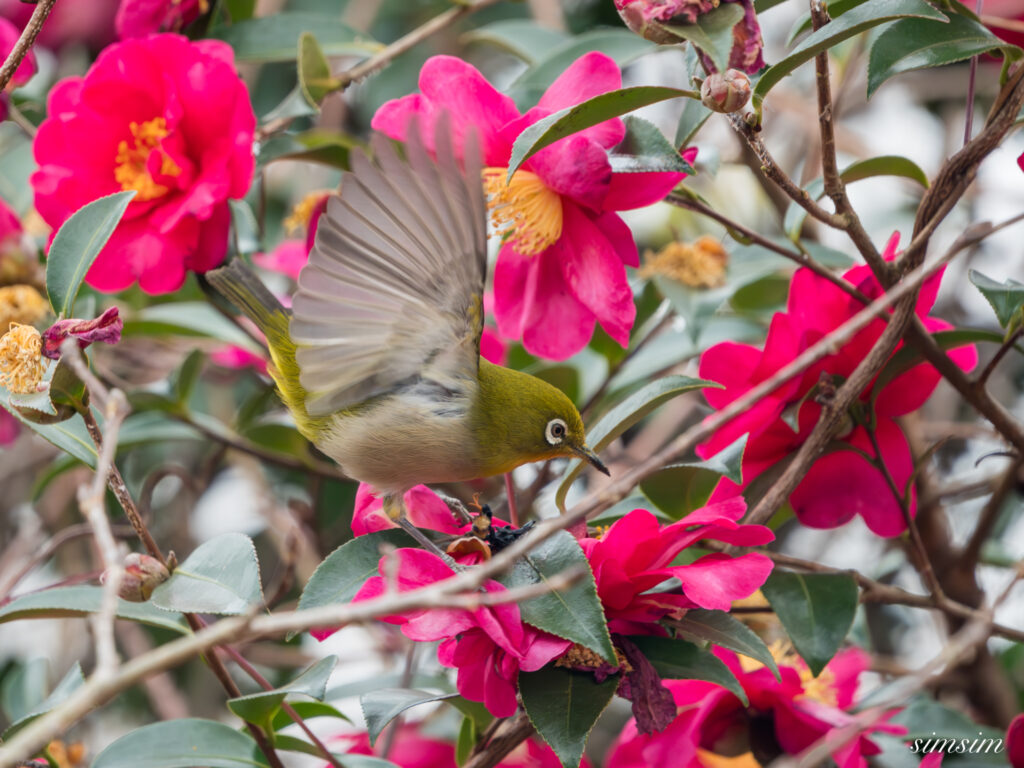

left=737, top=639, right=839, bottom=708
left=114, top=117, right=182, bottom=202
left=482, top=168, right=563, bottom=256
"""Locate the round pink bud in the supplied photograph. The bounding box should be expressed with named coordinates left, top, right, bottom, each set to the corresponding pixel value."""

left=700, top=69, right=752, bottom=113
left=104, top=553, right=170, bottom=602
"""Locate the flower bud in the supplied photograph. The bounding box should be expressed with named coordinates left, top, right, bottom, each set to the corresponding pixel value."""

left=105, top=553, right=170, bottom=602
left=700, top=69, right=752, bottom=113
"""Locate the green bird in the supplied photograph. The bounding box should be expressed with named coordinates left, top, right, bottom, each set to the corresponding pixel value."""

left=208, top=118, right=608, bottom=549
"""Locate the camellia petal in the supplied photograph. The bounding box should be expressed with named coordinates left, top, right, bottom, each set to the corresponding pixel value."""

left=537, top=51, right=626, bottom=148
left=603, top=147, right=698, bottom=211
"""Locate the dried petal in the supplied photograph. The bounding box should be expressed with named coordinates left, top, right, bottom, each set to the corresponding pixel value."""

left=42, top=306, right=122, bottom=360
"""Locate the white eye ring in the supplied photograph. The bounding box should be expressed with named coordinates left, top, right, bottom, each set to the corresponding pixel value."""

left=545, top=418, right=567, bottom=445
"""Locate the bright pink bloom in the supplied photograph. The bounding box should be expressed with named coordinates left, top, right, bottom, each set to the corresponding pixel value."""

left=698, top=234, right=977, bottom=537
left=580, top=504, right=773, bottom=635
left=115, top=0, right=205, bottom=38
left=1009, top=714, right=1024, bottom=768
left=330, top=724, right=584, bottom=768
left=607, top=647, right=904, bottom=768
left=372, top=53, right=695, bottom=361
left=253, top=239, right=308, bottom=281
left=32, top=34, right=255, bottom=294
left=0, top=409, right=19, bottom=446
left=0, top=0, right=119, bottom=51
left=353, top=548, right=571, bottom=717
left=0, top=18, right=37, bottom=124
left=351, top=483, right=466, bottom=537
left=209, top=345, right=267, bottom=373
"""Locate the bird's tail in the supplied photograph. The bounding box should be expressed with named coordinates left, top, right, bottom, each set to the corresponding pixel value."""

left=206, top=260, right=318, bottom=436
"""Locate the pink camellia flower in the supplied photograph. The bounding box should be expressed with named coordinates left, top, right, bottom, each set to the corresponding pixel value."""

left=581, top=503, right=774, bottom=635
left=115, top=0, right=205, bottom=38
left=607, top=647, right=905, bottom=768
left=614, top=0, right=764, bottom=73
left=698, top=234, right=977, bottom=537
left=353, top=548, right=571, bottom=717
left=0, top=18, right=38, bottom=123
left=373, top=53, right=696, bottom=361
left=1008, top=714, right=1024, bottom=768
left=32, top=34, right=255, bottom=294
left=331, top=724, right=586, bottom=768
left=252, top=239, right=307, bottom=281
left=351, top=483, right=466, bottom=537
left=0, top=409, right=19, bottom=446
left=0, top=0, right=119, bottom=51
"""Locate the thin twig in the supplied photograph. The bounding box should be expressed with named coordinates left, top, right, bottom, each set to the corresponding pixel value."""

left=977, top=326, right=1024, bottom=386
left=0, top=0, right=56, bottom=92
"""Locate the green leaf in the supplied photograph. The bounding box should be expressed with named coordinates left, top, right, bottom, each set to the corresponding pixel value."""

left=508, top=30, right=655, bottom=107
left=0, top=586, right=187, bottom=633
left=123, top=302, right=263, bottom=351
left=1, top=659, right=48, bottom=724
left=783, top=155, right=930, bottom=238
left=0, top=395, right=96, bottom=466
left=786, top=0, right=872, bottom=45
left=298, top=32, right=340, bottom=107
left=297, top=530, right=415, bottom=613
left=868, top=13, right=1021, bottom=97
left=674, top=96, right=712, bottom=148
left=228, top=656, right=336, bottom=726
left=507, top=86, right=695, bottom=178
left=520, top=667, right=619, bottom=768
left=495, top=530, right=615, bottom=663
left=361, top=689, right=460, bottom=746
left=460, top=20, right=569, bottom=64
left=612, top=115, right=695, bottom=175
left=969, top=270, right=1024, bottom=328
left=662, top=3, right=746, bottom=73
left=150, top=532, right=263, bottom=615
left=209, top=13, right=380, bottom=62
left=761, top=571, right=858, bottom=677
left=3, top=663, right=84, bottom=738
left=92, top=718, right=269, bottom=768
left=45, top=191, right=135, bottom=317
left=270, top=700, right=350, bottom=732
left=626, top=636, right=748, bottom=705
left=229, top=199, right=260, bottom=256
left=673, top=608, right=779, bottom=679
left=752, top=0, right=948, bottom=113
left=456, top=716, right=476, bottom=766
left=555, top=376, right=714, bottom=512
left=258, top=131, right=359, bottom=170
left=670, top=434, right=747, bottom=484
left=173, top=350, right=204, bottom=404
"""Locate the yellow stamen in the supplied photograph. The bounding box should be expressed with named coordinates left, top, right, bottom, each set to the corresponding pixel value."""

left=482, top=168, right=563, bottom=256
left=736, top=638, right=839, bottom=707
left=640, top=236, right=729, bottom=288
left=0, top=323, right=47, bottom=394
left=0, top=285, right=48, bottom=329
left=114, top=117, right=181, bottom=202
left=697, top=750, right=761, bottom=768
left=284, top=190, right=331, bottom=234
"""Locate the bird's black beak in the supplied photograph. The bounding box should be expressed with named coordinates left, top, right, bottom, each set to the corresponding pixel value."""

left=576, top=445, right=610, bottom=476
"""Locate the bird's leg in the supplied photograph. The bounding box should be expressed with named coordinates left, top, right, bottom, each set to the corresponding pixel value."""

left=383, top=493, right=462, bottom=571
left=432, top=490, right=473, bottom=527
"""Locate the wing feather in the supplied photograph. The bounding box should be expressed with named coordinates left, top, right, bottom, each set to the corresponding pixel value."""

left=290, top=115, right=488, bottom=416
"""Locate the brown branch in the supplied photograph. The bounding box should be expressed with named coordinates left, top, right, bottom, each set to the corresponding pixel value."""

left=962, top=457, right=1023, bottom=570
left=0, top=0, right=56, bottom=92
left=977, top=326, right=1024, bottom=386
left=464, top=714, right=536, bottom=768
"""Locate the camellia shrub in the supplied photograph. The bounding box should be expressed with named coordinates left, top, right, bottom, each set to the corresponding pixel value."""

left=1, top=2, right=1024, bottom=768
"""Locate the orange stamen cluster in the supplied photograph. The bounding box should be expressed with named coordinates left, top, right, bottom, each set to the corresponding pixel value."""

left=114, top=117, right=182, bottom=201
left=482, top=168, right=563, bottom=256
left=640, top=236, right=729, bottom=288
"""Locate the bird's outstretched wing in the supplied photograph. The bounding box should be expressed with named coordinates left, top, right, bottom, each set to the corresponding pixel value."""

left=290, top=116, right=488, bottom=417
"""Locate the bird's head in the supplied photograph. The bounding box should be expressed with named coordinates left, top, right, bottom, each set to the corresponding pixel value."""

left=472, top=361, right=609, bottom=477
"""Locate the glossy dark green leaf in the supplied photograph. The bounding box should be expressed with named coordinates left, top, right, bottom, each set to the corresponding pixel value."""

left=209, top=13, right=380, bottom=61
left=258, top=131, right=359, bottom=170
left=752, top=0, right=948, bottom=112
left=92, top=719, right=269, bottom=768
left=969, top=269, right=1024, bottom=328
left=456, top=716, right=476, bottom=766
left=0, top=585, right=187, bottom=633
left=151, top=532, right=263, bottom=615
left=3, top=663, right=84, bottom=738
left=495, top=530, right=615, bottom=662
left=298, top=529, right=416, bottom=612
left=507, top=86, right=695, bottom=177
left=761, top=571, right=858, bottom=676
left=228, top=656, right=337, bottom=726
left=786, top=0, right=871, bottom=45
left=670, top=434, right=747, bottom=484
left=520, top=667, right=619, bottom=768
left=611, top=115, right=695, bottom=175
left=673, top=608, right=779, bottom=679
left=868, top=13, right=1021, bottom=97
left=172, top=350, right=204, bottom=404
left=508, top=30, right=655, bottom=106
left=361, top=689, right=460, bottom=745
left=460, top=20, right=569, bottom=64
left=45, top=191, right=135, bottom=317
left=627, top=635, right=747, bottom=705
left=298, top=32, right=340, bottom=107
left=662, top=3, right=745, bottom=72
left=556, top=376, right=715, bottom=512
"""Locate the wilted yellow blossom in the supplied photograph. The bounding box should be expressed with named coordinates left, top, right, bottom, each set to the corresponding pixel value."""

left=640, top=236, right=729, bottom=288
left=0, top=323, right=48, bottom=394
left=0, top=285, right=48, bottom=329
left=284, top=189, right=331, bottom=234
